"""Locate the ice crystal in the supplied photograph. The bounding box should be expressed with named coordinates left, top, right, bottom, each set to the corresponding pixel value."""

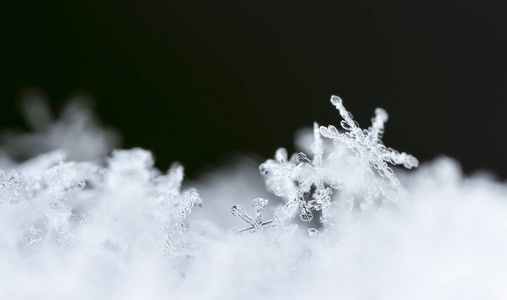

left=320, top=95, right=418, bottom=192
left=231, top=198, right=274, bottom=233
left=242, top=95, right=419, bottom=229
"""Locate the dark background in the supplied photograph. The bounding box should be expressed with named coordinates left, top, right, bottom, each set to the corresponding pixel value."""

left=1, top=0, right=506, bottom=178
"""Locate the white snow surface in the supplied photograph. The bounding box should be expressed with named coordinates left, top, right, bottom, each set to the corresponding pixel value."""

left=0, top=95, right=506, bottom=299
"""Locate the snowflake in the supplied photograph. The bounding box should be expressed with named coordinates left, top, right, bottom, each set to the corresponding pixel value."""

left=320, top=95, right=418, bottom=204
left=231, top=198, right=274, bottom=233
left=236, top=95, right=419, bottom=229
left=320, top=95, right=418, bottom=180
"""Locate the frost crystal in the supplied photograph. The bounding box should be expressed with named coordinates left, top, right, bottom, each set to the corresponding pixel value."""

left=320, top=95, right=418, bottom=185
left=231, top=198, right=274, bottom=233
left=242, top=95, right=419, bottom=229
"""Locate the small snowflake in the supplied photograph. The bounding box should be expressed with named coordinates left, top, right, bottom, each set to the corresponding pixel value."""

left=252, top=95, right=419, bottom=229
left=320, top=95, right=418, bottom=184
left=231, top=198, right=274, bottom=233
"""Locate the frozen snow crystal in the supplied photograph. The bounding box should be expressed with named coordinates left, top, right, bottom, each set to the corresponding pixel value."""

left=250, top=95, right=419, bottom=229
left=320, top=95, right=418, bottom=173
left=231, top=198, right=274, bottom=233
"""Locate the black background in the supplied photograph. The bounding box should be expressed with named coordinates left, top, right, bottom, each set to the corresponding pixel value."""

left=1, top=0, right=506, bottom=178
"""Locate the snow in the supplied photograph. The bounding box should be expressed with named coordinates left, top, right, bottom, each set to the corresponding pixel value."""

left=0, top=95, right=506, bottom=299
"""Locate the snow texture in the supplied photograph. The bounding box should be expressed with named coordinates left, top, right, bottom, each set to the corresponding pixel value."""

left=0, top=94, right=506, bottom=299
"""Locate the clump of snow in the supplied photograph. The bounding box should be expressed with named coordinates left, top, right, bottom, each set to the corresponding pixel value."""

left=1, top=94, right=506, bottom=299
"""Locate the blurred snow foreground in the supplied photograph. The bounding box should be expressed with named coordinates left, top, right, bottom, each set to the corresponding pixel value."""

left=1, top=95, right=507, bottom=299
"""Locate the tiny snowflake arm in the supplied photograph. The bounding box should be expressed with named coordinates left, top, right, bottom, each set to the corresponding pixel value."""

left=369, top=108, right=388, bottom=142
left=311, top=122, right=324, bottom=166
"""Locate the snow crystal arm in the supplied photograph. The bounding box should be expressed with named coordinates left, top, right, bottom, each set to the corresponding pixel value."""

left=311, top=122, right=323, bottom=166
left=384, top=148, right=419, bottom=169
left=275, top=148, right=288, bottom=164
left=231, top=205, right=258, bottom=228
left=369, top=108, right=388, bottom=142
left=319, top=125, right=341, bottom=140
left=166, top=163, right=184, bottom=191
left=296, top=152, right=312, bottom=166
left=252, top=198, right=268, bottom=225
left=330, top=95, right=357, bottom=131
left=298, top=198, right=313, bottom=222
